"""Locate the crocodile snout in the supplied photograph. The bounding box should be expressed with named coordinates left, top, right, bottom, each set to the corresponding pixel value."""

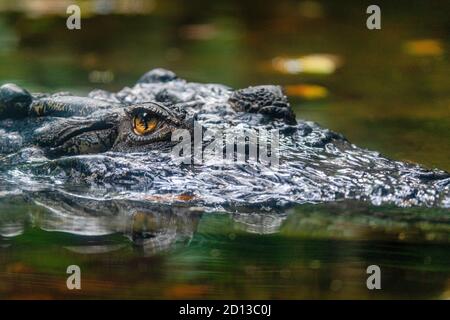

left=0, top=83, right=33, bottom=119
left=33, top=111, right=122, bottom=157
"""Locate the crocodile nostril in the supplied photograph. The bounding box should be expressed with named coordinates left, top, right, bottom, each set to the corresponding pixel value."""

left=0, top=83, right=32, bottom=119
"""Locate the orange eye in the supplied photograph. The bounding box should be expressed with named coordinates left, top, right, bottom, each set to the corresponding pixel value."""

left=133, top=114, right=158, bottom=135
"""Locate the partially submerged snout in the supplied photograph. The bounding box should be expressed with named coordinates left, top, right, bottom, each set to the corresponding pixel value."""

left=33, top=111, right=122, bottom=157
left=0, top=83, right=33, bottom=119
left=1, top=82, right=190, bottom=157
left=0, top=83, right=120, bottom=120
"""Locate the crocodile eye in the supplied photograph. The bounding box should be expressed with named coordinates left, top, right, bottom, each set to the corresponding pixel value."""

left=132, top=112, right=159, bottom=136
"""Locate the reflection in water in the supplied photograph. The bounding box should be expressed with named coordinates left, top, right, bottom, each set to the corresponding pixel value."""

left=3, top=192, right=449, bottom=248
left=0, top=193, right=449, bottom=299
left=0, top=192, right=204, bottom=256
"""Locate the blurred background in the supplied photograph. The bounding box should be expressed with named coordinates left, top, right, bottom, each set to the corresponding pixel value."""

left=0, top=0, right=449, bottom=300
left=0, top=0, right=448, bottom=170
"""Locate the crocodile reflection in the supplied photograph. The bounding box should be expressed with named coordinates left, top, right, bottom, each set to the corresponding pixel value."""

left=1, top=193, right=449, bottom=257
left=0, top=193, right=203, bottom=256
left=0, top=192, right=296, bottom=255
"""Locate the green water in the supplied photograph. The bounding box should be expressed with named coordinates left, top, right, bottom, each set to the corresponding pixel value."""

left=0, top=0, right=449, bottom=299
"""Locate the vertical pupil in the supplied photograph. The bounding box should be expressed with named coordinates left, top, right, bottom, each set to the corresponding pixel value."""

left=141, top=115, right=148, bottom=130
left=135, top=112, right=155, bottom=133
left=132, top=111, right=160, bottom=135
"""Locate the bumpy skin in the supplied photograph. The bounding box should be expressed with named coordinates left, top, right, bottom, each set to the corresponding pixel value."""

left=229, top=85, right=296, bottom=124
left=0, top=68, right=449, bottom=209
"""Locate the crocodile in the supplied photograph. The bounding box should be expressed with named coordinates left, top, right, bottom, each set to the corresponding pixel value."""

left=0, top=68, right=449, bottom=209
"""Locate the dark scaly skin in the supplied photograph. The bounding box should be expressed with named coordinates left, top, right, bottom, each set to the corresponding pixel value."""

left=0, top=68, right=449, bottom=208
left=229, top=85, right=296, bottom=124
left=0, top=86, right=191, bottom=156
left=0, top=70, right=289, bottom=156
left=30, top=95, right=120, bottom=117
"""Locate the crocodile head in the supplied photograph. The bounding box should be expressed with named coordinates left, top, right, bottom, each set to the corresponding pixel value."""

left=0, top=84, right=192, bottom=157
left=0, top=69, right=448, bottom=209
left=33, top=102, right=191, bottom=157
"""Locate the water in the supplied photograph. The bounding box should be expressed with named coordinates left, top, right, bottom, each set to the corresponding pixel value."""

left=0, top=0, right=449, bottom=299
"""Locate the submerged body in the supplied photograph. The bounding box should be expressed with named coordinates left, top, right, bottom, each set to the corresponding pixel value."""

left=0, top=68, right=448, bottom=209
